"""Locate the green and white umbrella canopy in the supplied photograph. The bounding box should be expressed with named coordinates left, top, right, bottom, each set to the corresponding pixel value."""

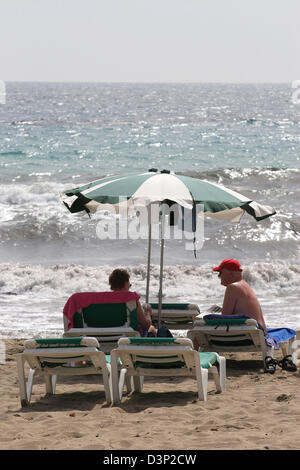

left=62, top=169, right=276, bottom=327
left=63, top=169, right=276, bottom=222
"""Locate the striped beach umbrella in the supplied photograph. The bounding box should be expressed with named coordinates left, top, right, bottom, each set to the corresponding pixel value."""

left=62, top=169, right=276, bottom=325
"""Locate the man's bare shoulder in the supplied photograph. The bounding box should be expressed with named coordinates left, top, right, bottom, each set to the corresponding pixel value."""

left=226, top=280, right=253, bottom=296
left=226, top=281, right=243, bottom=291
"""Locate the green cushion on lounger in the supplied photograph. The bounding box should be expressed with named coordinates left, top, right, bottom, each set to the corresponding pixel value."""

left=134, top=351, right=217, bottom=370
left=199, top=352, right=218, bottom=369
left=150, top=303, right=193, bottom=310
left=204, top=318, right=248, bottom=326
left=134, top=358, right=186, bottom=369
left=127, top=337, right=184, bottom=369
left=105, top=354, right=121, bottom=367
left=25, top=337, right=100, bottom=349
left=129, top=337, right=177, bottom=345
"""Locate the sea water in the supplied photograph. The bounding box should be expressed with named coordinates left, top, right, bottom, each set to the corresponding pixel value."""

left=0, top=82, right=299, bottom=337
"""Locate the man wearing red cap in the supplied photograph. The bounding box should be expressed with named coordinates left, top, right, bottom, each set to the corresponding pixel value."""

left=212, top=259, right=267, bottom=330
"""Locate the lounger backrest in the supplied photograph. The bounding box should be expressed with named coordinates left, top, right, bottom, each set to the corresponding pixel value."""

left=117, top=337, right=196, bottom=370
left=149, top=303, right=200, bottom=327
left=73, top=300, right=139, bottom=331
left=189, top=318, right=264, bottom=351
left=24, top=337, right=100, bottom=349
left=23, top=337, right=101, bottom=369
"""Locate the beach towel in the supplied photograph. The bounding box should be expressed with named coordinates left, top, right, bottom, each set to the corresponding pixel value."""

left=63, top=291, right=140, bottom=329
left=265, top=328, right=296, bottom=350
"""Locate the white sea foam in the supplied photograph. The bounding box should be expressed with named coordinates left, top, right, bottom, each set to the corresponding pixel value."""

left=0, top=261, right=299, bottom=337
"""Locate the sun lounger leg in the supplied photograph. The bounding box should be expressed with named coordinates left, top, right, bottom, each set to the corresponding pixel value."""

left=116, top=369, right=127, bottom=403
left=210, top=366, right=221, bottom=392
left=291, top=339, right=299, bottom=364
left=140, top=376, right=144, bottom=391
left=133, top=376, right=143, bottom=393
left=125, top=375, right=132, bottom=393
left=196, top=367, right=208, bottom=401
left=288, top=338, right=295, bottom=356
left=210, top=358, right=226, bottom=393
left=51, top=375, right=57, bottom=394
left=89, top=356, right=112, bottom=404
left=217, top=356, right=226, bottom=392
left=102, top=368, right=112, bottom=405
left=118, top=369, right=127, bottom=402
left=279, top=341, right=289, bottom=357
left=91, top=355, right=112, bottom=404
left=194, top=353, right=207, bottom=401
left=26, top=368, right=36, bottom=402
left=44, top=371, right=53, bottom=395
left=107, top=363, right=113, bottom=399
left=110, top=350, right=122, bottom=404
left=16, top=354, right=29, bottom=407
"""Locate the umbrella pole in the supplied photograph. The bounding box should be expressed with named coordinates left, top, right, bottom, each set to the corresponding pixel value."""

left=145, top=221, right=152, bottom=304
left=158, top=206, right=165, bottom=329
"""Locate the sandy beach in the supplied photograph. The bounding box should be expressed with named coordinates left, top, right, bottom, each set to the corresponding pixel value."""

left=1, top=338, right=299, bottom=451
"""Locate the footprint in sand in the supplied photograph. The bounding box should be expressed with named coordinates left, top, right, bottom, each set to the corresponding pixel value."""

left=276, top=394, right=293, bottom=402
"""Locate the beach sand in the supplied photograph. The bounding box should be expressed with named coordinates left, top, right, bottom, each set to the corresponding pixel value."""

left=1, top=338, right=300, bottom=450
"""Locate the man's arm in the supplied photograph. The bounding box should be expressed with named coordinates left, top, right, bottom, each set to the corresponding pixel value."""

left=222, top=284, right=237, bottom=316
left=137, top=300, right=152, bottom=329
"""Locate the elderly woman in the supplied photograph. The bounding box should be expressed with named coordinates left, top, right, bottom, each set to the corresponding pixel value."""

left=109, top=268, right=157, bottom=337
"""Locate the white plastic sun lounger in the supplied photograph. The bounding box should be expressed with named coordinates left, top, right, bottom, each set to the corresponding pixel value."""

left=148, top=303, right=200, bottom=330
left=188, top=317, right=296, bottom=363
left=110, top=337, right=226, bottom=403
left=16, top=337, right=112, bottom=407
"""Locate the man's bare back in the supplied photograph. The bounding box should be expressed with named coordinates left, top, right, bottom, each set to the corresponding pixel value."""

left=222, top=280, right=267, bottom=330
left=212, top=259, right=267, bottom=331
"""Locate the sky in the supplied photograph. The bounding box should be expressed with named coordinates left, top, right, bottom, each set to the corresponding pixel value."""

left=1, top=0, right=300, bottom=83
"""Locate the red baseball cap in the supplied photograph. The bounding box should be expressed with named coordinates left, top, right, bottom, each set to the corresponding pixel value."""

left=212, top=259, right=243, bottom=272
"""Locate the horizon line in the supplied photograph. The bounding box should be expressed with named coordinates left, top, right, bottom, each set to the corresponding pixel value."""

left=3, top=80, right=293, bottom=85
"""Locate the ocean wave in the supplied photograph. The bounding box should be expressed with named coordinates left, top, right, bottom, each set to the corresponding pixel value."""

left=0, top=150, right=26, bottom=157
left=0, top=262, right=299, bottom=298
left=182, top=167, right=300, bottom=184
left=0, top=261, right=299, bottom=337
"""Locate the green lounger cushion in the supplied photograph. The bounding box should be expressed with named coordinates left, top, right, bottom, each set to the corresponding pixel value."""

left=199, top=352, right=218, bottom=369
left=25, top=337, right=100, bottom=349
left=105, top=354, right=121, bottom=367
left=150, top=303, right=198, bottom=311
left=204, top=318, right=248, bottom=326
left=128, top=337, right=177, bottom=345
left=133, top=352, right=217, bottom=370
